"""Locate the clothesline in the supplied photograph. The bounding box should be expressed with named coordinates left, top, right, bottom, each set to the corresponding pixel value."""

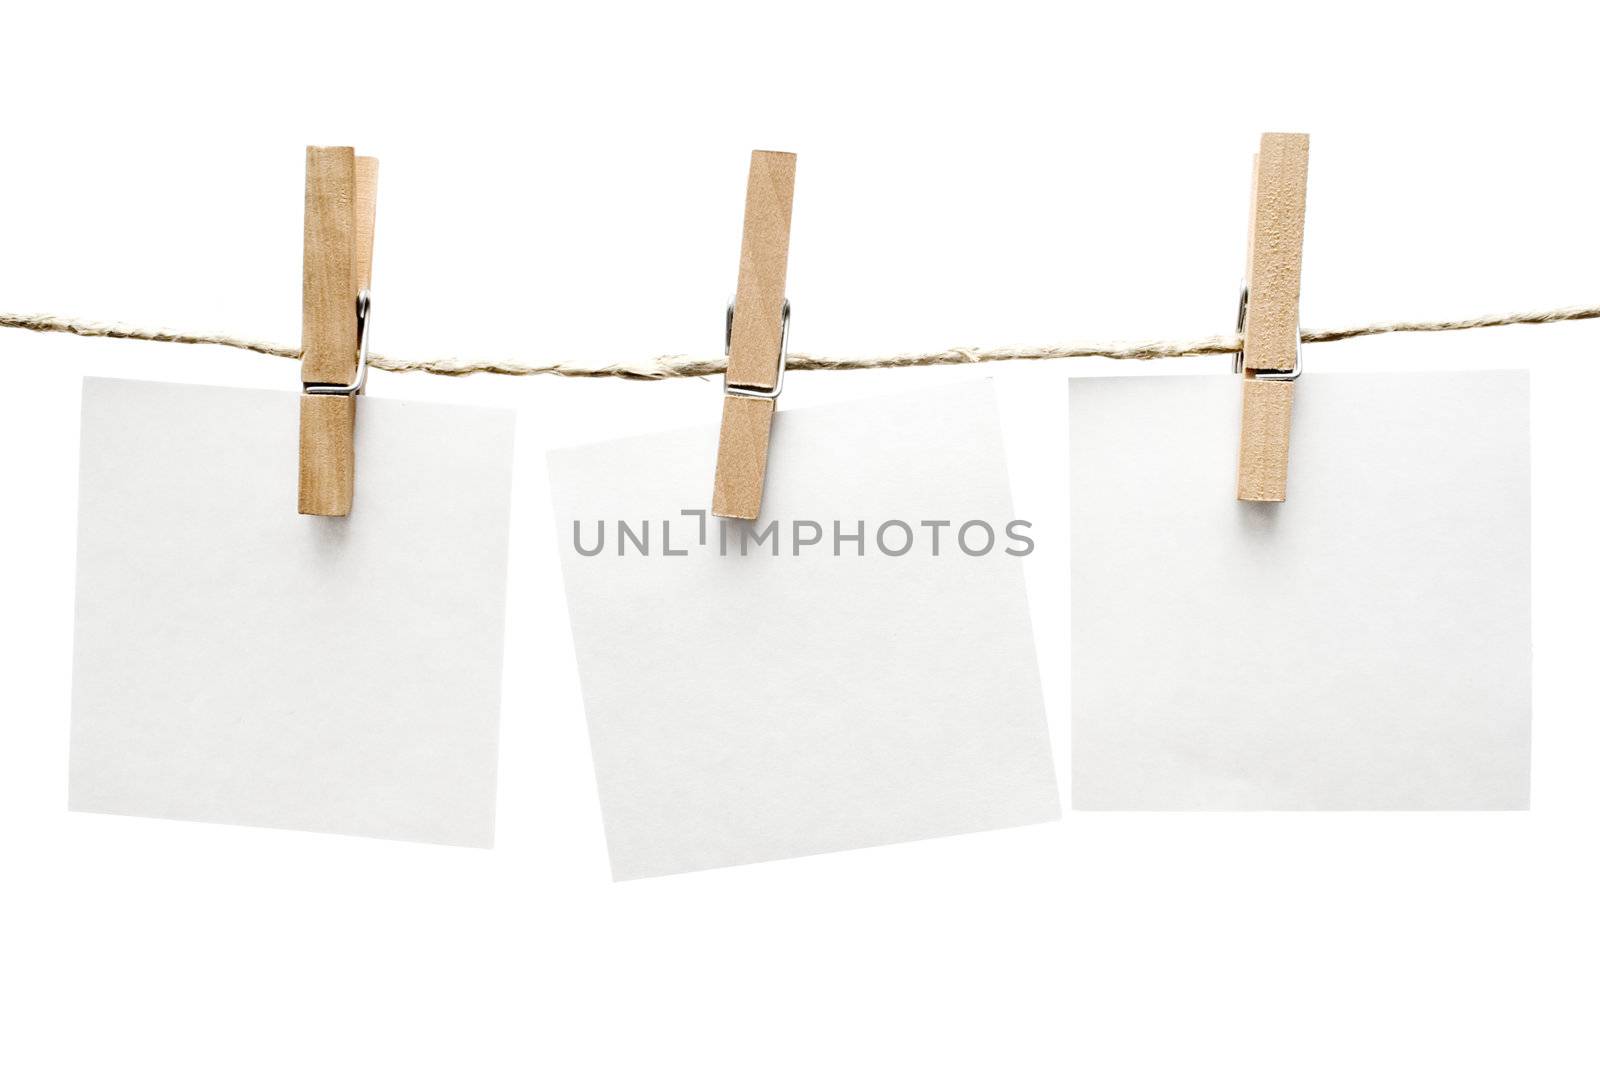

left=2, top=304, right=1596, bottom=381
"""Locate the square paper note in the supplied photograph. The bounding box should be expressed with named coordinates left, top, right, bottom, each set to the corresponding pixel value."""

left=550, top=381, right=1060, bottom=879
left=1071, top=371, right=1530, bottom=810
left=70, top=378, right=515, bottom=846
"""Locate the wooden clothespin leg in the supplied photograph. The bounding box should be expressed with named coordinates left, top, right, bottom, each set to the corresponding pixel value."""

left=1237, top=132, right=1309, bottom=502
left=298, top=146, right=378, bottom=516
left=712, top=150, right=797, bottom=520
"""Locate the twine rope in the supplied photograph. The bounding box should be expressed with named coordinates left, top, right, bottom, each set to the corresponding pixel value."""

left=3, top=305, right=1596, bottom=381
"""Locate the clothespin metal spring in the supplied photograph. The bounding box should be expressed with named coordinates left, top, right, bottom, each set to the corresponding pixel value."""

left=724, top=298, right=790, bottom=400
left=1233, top=284, right=1301, bottom=381
left=304, top=290, right=373, bottom=397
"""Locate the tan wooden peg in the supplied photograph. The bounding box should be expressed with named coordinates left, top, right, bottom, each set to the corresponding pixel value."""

left=298, top=147, right=378, bottom=516
left=712, top=150, right=797, bottom=520
left=1236, top=132, right=1309, bottom=503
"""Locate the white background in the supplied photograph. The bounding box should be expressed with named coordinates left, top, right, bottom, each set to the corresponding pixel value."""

left=2, top=3, right=1596, bottom=1064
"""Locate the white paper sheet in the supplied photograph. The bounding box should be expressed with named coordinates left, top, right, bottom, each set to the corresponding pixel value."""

left=69, top=378, right=515, bottom=846
left=549, top=381, right=1060, bottom=879
left=1070, top=371, right=1531, bottom=810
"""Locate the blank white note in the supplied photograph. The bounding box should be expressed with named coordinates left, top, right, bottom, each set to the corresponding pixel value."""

left=549, top=381, right=1060, bottom=879
left=1070, top=371, right=1530, bottom=810
left=69, top=378, right=515, bottom=846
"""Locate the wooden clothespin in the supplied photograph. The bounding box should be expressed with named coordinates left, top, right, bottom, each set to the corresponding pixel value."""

left=712, top=150, right=797, bottom=520
left=298, top=146, right=378, bottom=516
left=1236, top=132, right=1309, bottom=502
